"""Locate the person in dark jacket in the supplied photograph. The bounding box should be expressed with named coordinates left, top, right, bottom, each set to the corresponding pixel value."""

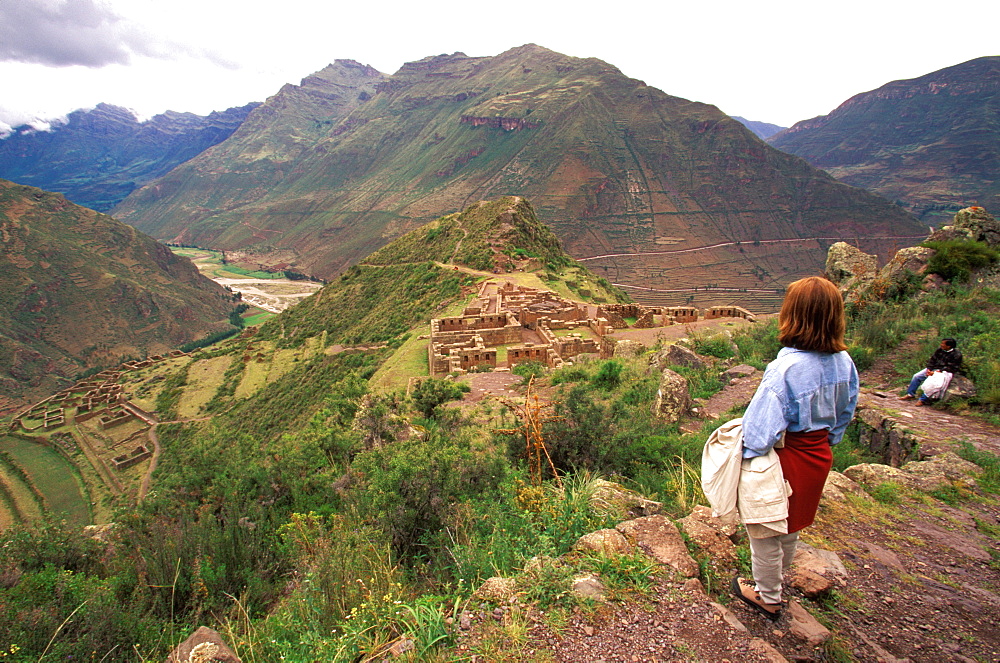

left=900, top=338, right=963, bottom=405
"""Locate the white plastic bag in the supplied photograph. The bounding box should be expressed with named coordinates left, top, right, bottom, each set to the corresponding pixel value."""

left=920, top=371, right=952, bottom=400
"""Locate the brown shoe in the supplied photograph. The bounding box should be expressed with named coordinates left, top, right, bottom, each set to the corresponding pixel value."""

left=899, top=394, right=915, bottom=400
left=915, top=400, right=926, bottom=407
left=731, top=576, right=782, bottom=621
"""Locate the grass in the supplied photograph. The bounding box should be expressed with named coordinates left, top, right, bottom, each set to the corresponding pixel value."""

left=368, top=328, right=430, bottom=393
left=242, top=310, right=275, bottom=326
left=233, top=340, right=322, bottom=400
left=369, top=290, right=477, bottom=392
left=0, top=469, right=38, bottom=523
left=2, top=440, right=92, bottom=526
left=176, top=354, right=235, bottom=418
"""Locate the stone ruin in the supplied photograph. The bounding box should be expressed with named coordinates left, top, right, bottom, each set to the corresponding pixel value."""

left=112, top=444, right=152, bottom=470
left=8, top=350, right=189, bottom=470
left=428, top=281, right=756, bottom=376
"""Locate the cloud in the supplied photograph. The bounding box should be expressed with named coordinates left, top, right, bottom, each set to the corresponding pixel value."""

left=0, top=0, right=137, bottom=66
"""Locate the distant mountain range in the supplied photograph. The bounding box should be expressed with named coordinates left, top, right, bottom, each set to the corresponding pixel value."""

left=0, top=102, right=259, bottom=212
left=111, top=45, right=922, bottom=309
left=730, top=117, right=785, bottom=139
left=0, top=179, right=235, bottom=410
left=769, top=56, right=1000, bottom=226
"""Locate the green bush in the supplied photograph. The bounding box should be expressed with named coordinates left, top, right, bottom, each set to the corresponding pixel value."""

left=591, top=360, right=624, bottom=389
left=349, top=433, right=509, bottom=563
left=445, top=472, right=615, bottom=583
left=511, top=360, right=547, bottom=382
left=692, top=334, right=736, bottom=360
left=411, top=377, right=471, bottom=418
left=922, top=239, right=999, bottom=283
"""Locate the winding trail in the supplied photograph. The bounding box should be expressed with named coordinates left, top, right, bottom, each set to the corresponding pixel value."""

left=576, top=235, right=928, bottom=262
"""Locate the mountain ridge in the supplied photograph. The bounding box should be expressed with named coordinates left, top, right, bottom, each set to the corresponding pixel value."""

left=113, top=45, right=924, bottom=309
left=0, top=101, right=259, bottom=212
left=769, top=56, right=1000, bottom=225
left=730, top=116, right=785, bottom=139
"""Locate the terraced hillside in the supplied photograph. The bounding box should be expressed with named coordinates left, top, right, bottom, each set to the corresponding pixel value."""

left=0, top=180, right=235, bottom=412
left=114, top=45, right=924, bottom=305
left=0, top=197, right=624, bottom=530
left=769, top=56, right=1000, bottom=226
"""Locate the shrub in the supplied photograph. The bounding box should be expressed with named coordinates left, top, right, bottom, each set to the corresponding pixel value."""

left=591, top=360, right=624, bottom=389
left=349, top=433, right=509, bottom=563
left=411, top=377, right=471, bottom=418
left=511, top=360, right=547, bottom=383
left=922, top=239, right=999, bottom=283
left=692, top=334, right=736, bottom=360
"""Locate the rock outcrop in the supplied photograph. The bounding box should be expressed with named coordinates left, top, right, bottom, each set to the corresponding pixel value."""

left=825, top=241, right=877, bottom=293
left=650, top=343, right=707, bottom=371
left=166, top=626, right=240, bottom=663
left=654, top=368, right=691, bottom=423
left=830, top=206, right=999, bottom=304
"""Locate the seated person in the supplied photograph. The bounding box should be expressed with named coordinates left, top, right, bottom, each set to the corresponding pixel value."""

left=900, top=338, right=963, bottom=405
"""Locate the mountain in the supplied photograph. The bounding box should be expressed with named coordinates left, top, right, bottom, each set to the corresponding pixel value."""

left=769, top=56, right=1000, bottom=226
left=730, top=116, right=785, bottom=139
left=0, top=179, right=235, bottom=411
left=0, top=102, right=259, bottom=212
left=113, top=45, right=924, bottom=311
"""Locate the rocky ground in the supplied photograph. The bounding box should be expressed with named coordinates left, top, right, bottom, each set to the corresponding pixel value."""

left=455, top=342, right=1000, bottom=662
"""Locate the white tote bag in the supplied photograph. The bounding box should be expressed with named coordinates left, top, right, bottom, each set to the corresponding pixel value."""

left=920, top=371, right=952, bottom=400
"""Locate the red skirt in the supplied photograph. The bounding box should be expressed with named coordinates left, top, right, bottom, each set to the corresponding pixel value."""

left=775, top=429, right=833, bottom=533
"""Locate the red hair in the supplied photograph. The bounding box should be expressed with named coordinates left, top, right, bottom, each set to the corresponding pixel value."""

left=778, top=276, right=847, bottom=353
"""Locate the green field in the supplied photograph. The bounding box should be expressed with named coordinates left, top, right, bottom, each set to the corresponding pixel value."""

left=0, top=436, right=91, bottom=527
left=243, top=310, right=275, bottom=326
left=169, top=246, right=286, bottom=280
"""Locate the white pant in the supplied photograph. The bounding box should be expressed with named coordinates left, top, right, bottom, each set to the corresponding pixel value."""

left=748, top=531, right=799, bottom=604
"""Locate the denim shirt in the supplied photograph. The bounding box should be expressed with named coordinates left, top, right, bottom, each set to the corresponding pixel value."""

left=742, top=347, right=859, bottom=459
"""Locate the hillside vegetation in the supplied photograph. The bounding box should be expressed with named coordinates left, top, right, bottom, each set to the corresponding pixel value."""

left=0, top=180, right=235, bottom=412
left=1, top=204, right=998, bottom=662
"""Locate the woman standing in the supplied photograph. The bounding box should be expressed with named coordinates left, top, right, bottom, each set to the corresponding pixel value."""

left=732, top=276, right=859, bottom=619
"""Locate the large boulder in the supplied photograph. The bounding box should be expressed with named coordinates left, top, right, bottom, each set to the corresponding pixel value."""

left=650, top=343, right=706, bottom=371
left=876, top=246, right=934, bottom=288
left=943, top=374, right=977, bottom=401
left=820, top=470, right=864, bottom=503
left=790, top=543, right=847, bottom=598
left=573, top=528, right=633, bottom=556
left=677, top=505, right=738, bottom=566
left=721, top=364, right=757, bottom=382
left=900, top=451, right=981, bottom=487
left=616, top=515, right=699, bottom=577
left=590, top=479, right=663, bottom=518
left=825, top=242, right=877, bottom=293
left=653, top=368, right=691, bottom=423
left=948, top=206, right=1000, bottom=246
left=844, top=452, right=981, bottom=493
left=613, top=339, right=647, bottom=358
left=166, top=627, right=240, bottom=663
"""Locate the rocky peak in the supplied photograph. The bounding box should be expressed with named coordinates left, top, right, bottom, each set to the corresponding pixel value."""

left=940, top=205, right=1000, bottom=246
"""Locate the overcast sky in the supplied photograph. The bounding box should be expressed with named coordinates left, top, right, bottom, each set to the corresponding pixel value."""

left=1, top=0, right=995, bottom=135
